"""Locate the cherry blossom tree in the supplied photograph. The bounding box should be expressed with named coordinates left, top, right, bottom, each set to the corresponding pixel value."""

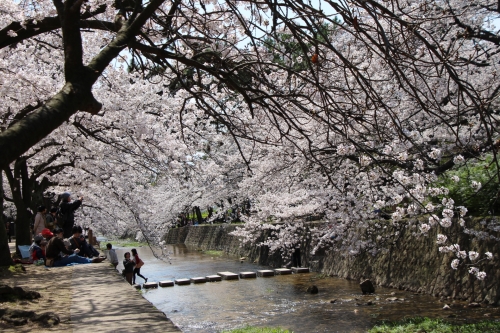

left=0, top=0, right=498, bottom=280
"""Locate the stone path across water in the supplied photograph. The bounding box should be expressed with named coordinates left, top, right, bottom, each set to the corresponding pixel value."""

left=70, top=264, right=181, bottom=333
left=134, top=268, right=309, bottom=289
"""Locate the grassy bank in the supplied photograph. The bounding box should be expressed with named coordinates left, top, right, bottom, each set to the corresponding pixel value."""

left=101, top=239, right=147, bottom=249
left=222, top=327, right=291, bottom=333
left=369, top=317, right=500, bottom=333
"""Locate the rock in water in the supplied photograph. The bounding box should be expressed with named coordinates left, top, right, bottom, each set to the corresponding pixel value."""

left=360, top=279, right=375, bottom=294
left=307, top=285, right=319, bottom=294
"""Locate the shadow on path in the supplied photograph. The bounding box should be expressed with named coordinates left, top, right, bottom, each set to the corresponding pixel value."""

left=71, top=264, right=181, bottom=333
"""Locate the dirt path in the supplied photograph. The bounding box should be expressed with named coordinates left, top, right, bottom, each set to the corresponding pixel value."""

left=1, top=241, right=181, bottom=333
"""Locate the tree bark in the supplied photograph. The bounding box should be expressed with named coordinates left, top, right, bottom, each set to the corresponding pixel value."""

left=0, top=172, right=14, bottom=266
left=4, top=167, right=32, bottom=247
left=194, top=206, right=203, bottom=224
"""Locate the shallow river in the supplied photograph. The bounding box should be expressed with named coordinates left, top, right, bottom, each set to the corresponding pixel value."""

left=114, top=244, right=499, bottom=333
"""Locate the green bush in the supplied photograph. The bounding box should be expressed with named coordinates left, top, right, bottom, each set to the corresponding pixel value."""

left=435, top=155, right=499, bottom=216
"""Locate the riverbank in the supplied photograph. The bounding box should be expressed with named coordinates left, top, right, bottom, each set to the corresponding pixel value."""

left=165, top=222, right=500, bottom=305
left=1, top=241, right=181, bottom=332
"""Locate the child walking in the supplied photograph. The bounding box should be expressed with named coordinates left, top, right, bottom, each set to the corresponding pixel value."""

left=131, top=248, right=148, bottom=284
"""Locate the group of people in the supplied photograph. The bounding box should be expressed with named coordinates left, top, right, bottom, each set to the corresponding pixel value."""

left=121, top=248, right=148, bottom=285
left=30, top=192, right=106, bottom=267
left=30, top=226, right=106, bottom=267
left=32, top=192, right=83, bottom=239
left=28, top=192, right=149, bottom=285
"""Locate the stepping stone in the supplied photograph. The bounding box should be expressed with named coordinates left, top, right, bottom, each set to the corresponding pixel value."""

left=274, top=268, right=292, bottom=275
left=292, top=267, right=310, bottom=273
left=175, top=278, right=191, bottom=285
left=191, top=277, right=207, bottom=284
left=159, top=280, right=174, bottom=287
left=133, top=284, right=142, bottom=289
left=239, top=271, right=257, bottom=278
left=206, top=275, right=222, bottom=282
left=257, top=270, right=275, bottom=277
left=143, top=282, right=159, bottom=289
left=217, top=271, right=239, bottom=280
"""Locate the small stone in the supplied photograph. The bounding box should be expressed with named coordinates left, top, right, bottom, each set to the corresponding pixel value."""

left=306, top=285, right=319, bottom=294
left=366, top=301, right=374, bottom=306
left=443, top=304, right=451, bottom=310
left=390, top=292, right=396, bottom=296
left=468, top=302, right=481, bottom=308
left=360, top=279, right=375, bottom=294
left=330, top=299, right=336, bottom=304
left=386, top=297, right=398, bottom=302
left=484, top=313, right=491, bottom=317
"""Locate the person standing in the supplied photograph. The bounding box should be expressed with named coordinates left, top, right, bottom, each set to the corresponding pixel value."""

left=131, top=248, right=148, bottom=284
left=59, top=192, right=83, bottom=238
left=123, top=252, right=135, bottom=285
left=33, top=206, right=47, bottom=236
left=5, top=222, right=11, bottom=243
left=45, top=207, right=57, bottom=231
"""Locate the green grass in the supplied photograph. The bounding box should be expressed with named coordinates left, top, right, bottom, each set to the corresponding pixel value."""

left=203, top=250, right=225, bottom=256
left=369, top=317, right=500, bottom=333
left=102, top=239, right=146, bottom=249
left=221, top=326, right=291, bottom=333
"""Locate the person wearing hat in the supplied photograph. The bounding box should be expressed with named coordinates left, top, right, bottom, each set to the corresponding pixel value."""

left=45, top=227, right=105, bottom=267
left=33, top=205, right=47, bottom=236
left=32, top=236, right=47, bottom=263
left=41, top=228, right=54, bottom=240
left=59, top=192, right=83, bottom=238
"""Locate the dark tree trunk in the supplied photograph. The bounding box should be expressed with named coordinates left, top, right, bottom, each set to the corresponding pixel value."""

left=4, top=166, right=33, bottom=248
left=207, top=206, right=213, bottom=219
left=194, top=206, right=203, bottom=224
left=0, top=172, right=14, bottom=266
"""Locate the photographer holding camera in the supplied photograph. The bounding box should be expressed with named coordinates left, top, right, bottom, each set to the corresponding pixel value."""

left=59, top=192, right=83, bottom=238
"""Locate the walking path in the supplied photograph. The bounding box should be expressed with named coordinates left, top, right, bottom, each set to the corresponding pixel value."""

left=7, top=241, right=181, bottom=333
left=70, top=264, right=181, bottom=333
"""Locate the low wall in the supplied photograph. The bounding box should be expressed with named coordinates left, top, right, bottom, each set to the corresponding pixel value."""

left=164, top=221, right=500, bottom=305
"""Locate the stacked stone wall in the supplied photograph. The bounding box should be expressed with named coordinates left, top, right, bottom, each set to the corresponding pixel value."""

left=164, top=220, right=500, bottom=304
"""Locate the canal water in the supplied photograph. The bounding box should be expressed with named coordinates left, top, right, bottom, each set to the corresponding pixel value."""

left=114, top=244, right=500, bottom=333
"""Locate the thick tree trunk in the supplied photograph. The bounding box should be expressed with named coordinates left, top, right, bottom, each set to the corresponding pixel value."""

left=4, top=167, right=32, bottom=247
left=0, top=172, right=14, bottom=266
left=194, top=206, right=203, bottom=224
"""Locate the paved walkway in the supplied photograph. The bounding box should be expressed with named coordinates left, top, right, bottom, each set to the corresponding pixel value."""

left=8, top=240, right=181, bottom=333
left=71, top=264, right=181, bottom=333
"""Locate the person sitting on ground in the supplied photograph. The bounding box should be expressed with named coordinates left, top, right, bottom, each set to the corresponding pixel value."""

left=45, top=227, right=105, bottom=267
left=69, top=225, right=100, bottom=258
left=32, top=237, right=47, bottom=263
left=41, top=228, right=54, bottom=241
left=33, top=205, right=47, bottom=236
left=106, top=243, right=119, bottom=269
left=45, top=207, right=57, bottom=231
left=123, top=252, right=135, bottom=285
left=29, top=235, right=45, bottom=258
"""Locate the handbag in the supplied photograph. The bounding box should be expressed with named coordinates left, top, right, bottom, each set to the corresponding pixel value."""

left=136, top=259, right=144, bottom=268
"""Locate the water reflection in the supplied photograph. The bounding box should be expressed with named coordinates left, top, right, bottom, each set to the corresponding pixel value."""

left=113, top=244, right=500, bottom=333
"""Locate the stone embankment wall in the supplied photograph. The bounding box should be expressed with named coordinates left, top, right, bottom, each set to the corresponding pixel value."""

left=164, top=221, right=500, bottom=305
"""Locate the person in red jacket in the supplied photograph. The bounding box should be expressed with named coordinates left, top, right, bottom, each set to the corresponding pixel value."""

left=131, top=248, right=148, bottom=284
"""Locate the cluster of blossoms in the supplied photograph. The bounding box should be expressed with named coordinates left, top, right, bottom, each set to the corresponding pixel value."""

left=0, top=0, right=498, bottom=281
